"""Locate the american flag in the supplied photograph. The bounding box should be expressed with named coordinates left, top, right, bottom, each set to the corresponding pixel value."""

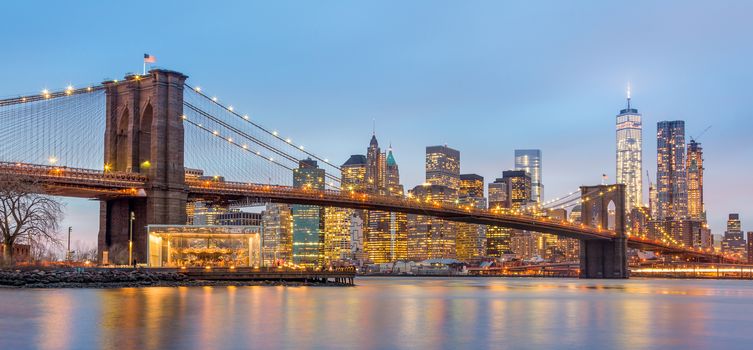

left=144, top=54, right=156, bottom=63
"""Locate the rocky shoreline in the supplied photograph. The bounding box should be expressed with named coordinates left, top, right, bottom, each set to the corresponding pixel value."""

left=0, top=269, right=349, bottom=288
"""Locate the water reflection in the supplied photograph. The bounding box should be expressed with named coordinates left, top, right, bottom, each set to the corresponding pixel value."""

left=2, top=278, right=753, bottom=349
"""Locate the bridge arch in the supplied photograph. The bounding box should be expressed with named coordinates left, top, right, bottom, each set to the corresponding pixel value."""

left=138, top=102, right=153, bottom=170
left=579, top=184, right=627, bottom=278
left=115, top=108, right=130, bottom=172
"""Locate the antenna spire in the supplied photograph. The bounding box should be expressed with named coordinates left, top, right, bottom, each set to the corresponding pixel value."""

left=372, top=118, right=375, bottom=136
left=626, top=82, right=632, bottom=109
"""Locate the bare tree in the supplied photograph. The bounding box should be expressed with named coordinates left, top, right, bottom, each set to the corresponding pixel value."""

left=0, top=174, right=63, bottom=266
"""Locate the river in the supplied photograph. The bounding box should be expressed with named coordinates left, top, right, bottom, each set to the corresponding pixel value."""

left=1, top=277, right=753, bottom=349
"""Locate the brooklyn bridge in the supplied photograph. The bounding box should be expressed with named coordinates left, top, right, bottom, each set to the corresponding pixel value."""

left=0, top=69, right=738, bottom=278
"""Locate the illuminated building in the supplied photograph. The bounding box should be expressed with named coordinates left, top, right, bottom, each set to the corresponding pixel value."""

left=648, top=182, right=658, bottom=219
left=656, top=120, right=687, bottom=220
left=291, top=158, right=325, bottom=267
left=262, top=203, right=292, bottom=266
left=722, top=214, right=746, bottom=259
left=511, top=231, right=536, bottom=261
left=501, top=170, right=532, bottom=209
left=686, top=140, right=704, bottom=220
left=629, top=206, right=651, bottom=237
left=514, top=149, right=543, bottom=203
left=747, top=232, right=753, bottom=264
left=407, top=184, right=457, bottom=260
left=426, top=145, right=460, bottom=190
left=486, top=178, right=511, bottom=259
left=488, top=178, right=508, bottom=209
left=191, top=201, right=228, bottom=225
left=323, top=207, right=352, bottom=264
left=456, top=174, right=486, bottom=261
left=342, top=155, right=367, bottom=191
left=365, top=134, right=385, bottom=194
left=615, top=88, right=642, bottom=212
left=362, top=135, right=407, bottom=263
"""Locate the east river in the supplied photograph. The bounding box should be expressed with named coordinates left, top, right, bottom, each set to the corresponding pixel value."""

left=2, top=277, right=753, bottom=349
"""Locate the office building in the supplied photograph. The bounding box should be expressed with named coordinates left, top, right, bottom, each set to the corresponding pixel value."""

left=615, top=88, right=642, bottom=211
left=686, top=140, right=705, bottom=221
left=291, top=158, right=325, bottom=267
left=656, top=120, right=687, bottom=220
left=514, top=149, right=543, bottom=203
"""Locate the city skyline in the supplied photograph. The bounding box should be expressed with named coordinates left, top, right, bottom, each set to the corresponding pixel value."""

left=1, top=1, right=751, bottom=244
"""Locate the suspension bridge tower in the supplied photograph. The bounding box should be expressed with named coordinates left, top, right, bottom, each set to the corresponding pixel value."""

left=579, top=184, right=629, bottom=278
left=98, top=70, right=189, bottom=264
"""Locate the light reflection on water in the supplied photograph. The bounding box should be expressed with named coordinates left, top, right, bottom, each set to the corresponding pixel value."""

left=1, top=277, right=753, bottom=349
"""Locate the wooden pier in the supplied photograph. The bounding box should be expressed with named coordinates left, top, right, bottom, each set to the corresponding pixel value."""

left=177, top=266, right=356, bottom=285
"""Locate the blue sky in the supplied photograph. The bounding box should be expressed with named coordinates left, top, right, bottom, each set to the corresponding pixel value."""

left=1, top=1, right=751, bottom=245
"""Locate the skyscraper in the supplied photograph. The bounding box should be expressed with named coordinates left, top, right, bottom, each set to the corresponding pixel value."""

left=291, top=158, right=325, bottom=267
left=722, top=214, right=746, bottom=259
left=686, top=140, right=704, bottom=221
left=262, top=203, right=292, bottom=266
left=342, top=155, right=367, bottom=192
left=363, top=135, right=407, bottom=263
left=456, top=174, right=486, bottom=261
left=426, top=145, right=460, bottom=191
left=407, top=184, right=457, bottom=260
left=487, top=178, right=511, bottom=258
left=615, top=88, right=642, bottom=211
left=501, top=170, right=532, bottom=210
left=514, top=149, right=543, bottom=203
left=656, top=120, right=687, bottom=220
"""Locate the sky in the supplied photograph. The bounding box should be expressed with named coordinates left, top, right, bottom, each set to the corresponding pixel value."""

left=1, top=1, right=751, bottom=245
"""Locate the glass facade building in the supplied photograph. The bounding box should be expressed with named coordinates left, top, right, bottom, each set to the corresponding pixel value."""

left=291, top=158, right=325, bottom=267
left=656, top=120, right=687, bottom=220
left=615, top=93, right=642, bottom=212
left=686, top=140, right=704, bottom=221
left=514, top=149, right=543, bottom=203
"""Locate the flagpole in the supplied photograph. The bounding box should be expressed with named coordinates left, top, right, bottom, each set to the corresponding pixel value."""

left=143, top=61, right=146, bottom=75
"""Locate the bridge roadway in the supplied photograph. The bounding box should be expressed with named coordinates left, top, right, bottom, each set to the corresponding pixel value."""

left=0, top=162, right=737, bottom=263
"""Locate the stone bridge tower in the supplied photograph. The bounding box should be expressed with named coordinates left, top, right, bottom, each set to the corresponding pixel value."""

left=98, top=70, right=188, bottom=264
left=579, top=184, right=628, bottom=278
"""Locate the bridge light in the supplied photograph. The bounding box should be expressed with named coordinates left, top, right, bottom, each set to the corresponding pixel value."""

left=243, top=115, right=249, bottom=120
left=141, top=160, right=151, bottom=169
left=194, top=86, right=201, bottom=92
left=286, top=138, right=291, bottom=143
left=103, top=164, right=112, bottom=172
left=181, top=114, right=187, bottom=120
left=272, top=131, right=278, bottom=136
left=213, top=130, right=219, bottom=135
left=269, top=157, right=274, bottom=161
left=227, top=137, right=233, bottom=143
left=242, top=144, right=248, bottom=149
left=299, top=145, right=304, bottom=150
left=212, top=96, right=218, bottom=102
left=48, top=156, right=58, bottom=164
left=86, top=87, right=92, bottom=92
left=228, top=106, right=234, bottom=111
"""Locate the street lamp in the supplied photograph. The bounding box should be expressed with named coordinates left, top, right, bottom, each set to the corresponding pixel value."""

left=129, top=211, right=135, bottom=266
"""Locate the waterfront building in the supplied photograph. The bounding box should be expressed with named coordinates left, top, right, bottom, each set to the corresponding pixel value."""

left=510, top=231, right=537, bottom=261
left=656, top=120, right=687, bottom=220
left=323, top=207, right=352, bottom=264
left=291, top=158, right=325, bottom=267
left=629, top=206, right=651, bottom=238
left=426, top=145, right=460, bottom=191
left=407, top=184, right=457, bottom=260
left=748, top=232, right=753, bottom=264
left=147, top=225, right=262, bottom=268
left=262, top=203, right=292, bottom=266
left=456, top=174, right=486, bottom=261
left=686, top=140, right=705, bottom=221
left=514, top=149, right=543, bottom=203
left=722, top=213, right=746, bottom=259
